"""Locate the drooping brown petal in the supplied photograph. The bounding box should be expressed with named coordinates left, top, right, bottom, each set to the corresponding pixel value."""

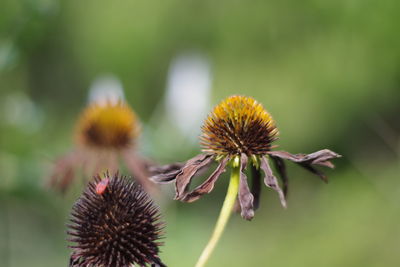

left=267, top=149, right=340, bottom=167
left=181, top=156, right=229, bottom=203
left=250, top=164, right=261, bottom=210
left=315, top=161, right=335, bottom=168
left=238, top=153, right=255, bottom=220
left=150, top=162, right=184, bottom=174
left=270, top=156, right=289, bottom=196
left=267, top=149, right=341, bottom=182
left=174, top=154, right=214, bottom=200
left=307, top=149, right=340, bottom=166
left=149, top=163, right=184, bottom=184
left=260, top=155, right=287, bottom=208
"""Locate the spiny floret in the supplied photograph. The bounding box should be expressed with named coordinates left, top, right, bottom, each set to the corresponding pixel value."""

left=68, top=173, right=165, bottom=267
left=200, top=95, right=278, bottom=156
left=76, top=101, right=139, bottom=149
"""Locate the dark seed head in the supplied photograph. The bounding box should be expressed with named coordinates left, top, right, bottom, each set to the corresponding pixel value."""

left=68, top=173, right=165, bottom=267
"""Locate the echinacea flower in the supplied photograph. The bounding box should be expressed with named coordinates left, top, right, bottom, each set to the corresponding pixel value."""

left=49, top=100, right=155, bottom=193
left=151, top=95, right=341, bottom=220
left=152, top=95, right=340, bottom=267
left=68, top=172, right=166, bottom=267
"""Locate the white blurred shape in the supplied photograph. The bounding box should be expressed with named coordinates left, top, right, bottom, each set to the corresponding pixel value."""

left=88, top=74, right=125, bottom=105
left=2, top=92, right=44, bottom=133
left=0, top=40, right=18, bottom=70
left=166, top=52, right=212, bottom=138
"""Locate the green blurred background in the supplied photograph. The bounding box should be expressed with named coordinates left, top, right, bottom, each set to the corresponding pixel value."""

left=1, top=0, right=399, bottom=266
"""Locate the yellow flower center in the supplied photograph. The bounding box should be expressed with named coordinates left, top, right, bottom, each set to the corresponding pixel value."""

left=76, top=101, right=139, bottom=149
left=201, top=95, right=278, bottom=156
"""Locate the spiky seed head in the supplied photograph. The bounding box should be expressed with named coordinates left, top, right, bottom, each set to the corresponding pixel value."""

left=200, top=95, right=278, bottom=156
left=76, top=101, right=139, bottom=150
left=68, top=173, right=165, bottom=267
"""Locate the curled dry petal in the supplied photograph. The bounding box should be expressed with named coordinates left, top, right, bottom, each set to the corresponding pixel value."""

left=238, top=153, right=255, bottom=220
left=174, top=154, right=214, bottom=200
left=181, top=156, right=229, bottom=203
left=267, top=149, right=341, bottom=182
left=260, top=155, right=287, bottom=208
left=267, top=149, right=340, bottom=167
left=270, top=156, right=289, bottom=196
left=149, top=163, right=184, bottom=183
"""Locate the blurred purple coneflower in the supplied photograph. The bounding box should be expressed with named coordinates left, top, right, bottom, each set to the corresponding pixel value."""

left=49, top=100, right=155, bottom=193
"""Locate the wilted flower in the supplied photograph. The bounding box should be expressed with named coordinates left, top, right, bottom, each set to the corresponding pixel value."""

left=152, top=95, right=341, bottom=220
left=68, top=172, right=165, bottom=267
left=49, top=100, right=155, bottom=193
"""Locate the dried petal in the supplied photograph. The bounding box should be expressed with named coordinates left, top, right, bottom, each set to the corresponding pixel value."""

left=174, top=154, right=214, bottom=200
left=149, top=162, right=183, bottom=180
left=149, top=162, right=184, bottom=183
left=238, top=153, right=254, bottom=220
left=267, top=149, right=340, bottom=167
left=270, top=156, right=288, bottom=196
left=181, top=156, right=229, bottom=202
left=315, top=161, right=335, bottom=168
left=151, top=170, right=181, bottom=184
left=260, top=155, right=287, bottom=208
left=267, top=149, right=341, bottom=182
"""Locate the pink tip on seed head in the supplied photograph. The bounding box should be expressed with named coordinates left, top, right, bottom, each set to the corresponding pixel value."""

left=96, top=178, right=109, bottom=195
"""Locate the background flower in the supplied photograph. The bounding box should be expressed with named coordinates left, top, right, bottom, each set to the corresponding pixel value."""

left=49, top=100, right=156, bottom=193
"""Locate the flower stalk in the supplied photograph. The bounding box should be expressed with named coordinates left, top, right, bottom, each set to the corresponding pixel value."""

left=195, top=157, right=241, bottom=267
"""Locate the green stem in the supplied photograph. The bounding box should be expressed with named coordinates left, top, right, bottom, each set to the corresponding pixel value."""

left=195, top=159, right=240, bottom=267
